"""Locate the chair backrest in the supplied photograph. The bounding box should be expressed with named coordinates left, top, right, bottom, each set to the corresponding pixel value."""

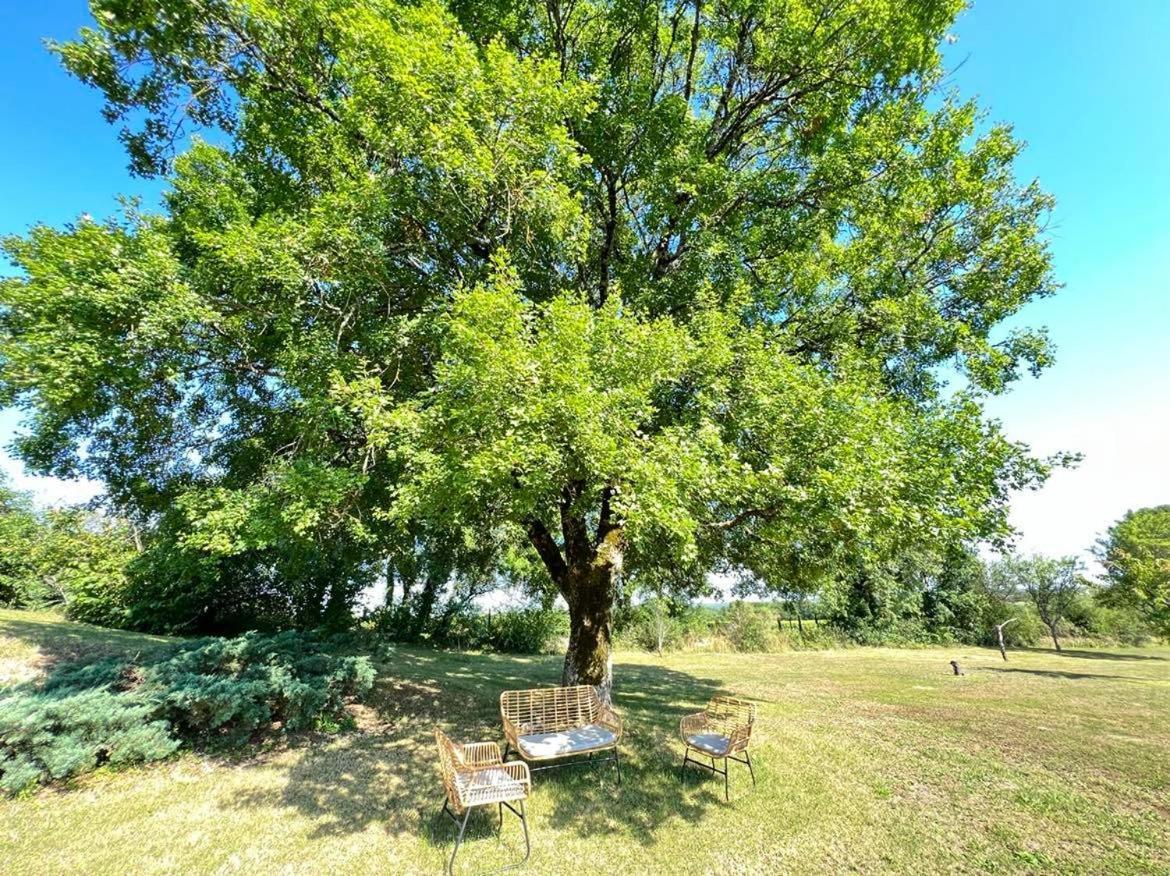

left=705, top=696, right=756, bottom=742
left=500, top=685, right=602, bottom=734
left=434, top=728, right=464, bottom=809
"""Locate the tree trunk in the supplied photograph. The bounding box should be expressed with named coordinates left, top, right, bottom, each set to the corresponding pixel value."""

left=410, top=571, right=442, bottom=640
left=526, top=486, right=621, bottom=702
left=995, top=618, right=1016, bottom=661
left=561, top=567, right=615, bottom=700
left=1048, top=623, right=1062, bottom=652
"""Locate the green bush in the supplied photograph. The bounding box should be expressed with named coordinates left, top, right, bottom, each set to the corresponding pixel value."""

left=0, top=630, right=375, bottom=794
left=979, top=604, right=1046, bottom=648
left=720, top=602, right=779, bottom=652
left=619, top=600, right=718, bottom=652
left=778, top=622, right=843, bottom=650
left=367, top=604, right=569, bottom=655
left=1064, top=597, right=1154, bottom=646
left=627, top=610, right=689, bottom=652
left=483, top=608, right=567, bottom=654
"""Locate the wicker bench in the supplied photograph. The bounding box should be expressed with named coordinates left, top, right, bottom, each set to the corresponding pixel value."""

left=500, top=684, right=622, bottom=783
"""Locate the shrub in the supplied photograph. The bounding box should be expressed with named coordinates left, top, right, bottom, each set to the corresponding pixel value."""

left=720, top=602, right=779, bottom=652
left=1064, top=597, right=1154, bottom=646
left=367, top=603, right=569, bottom=655
left=628, top=610, right=688, bottom=652
left=845, top=617, right=942, bottom=647
left=619, top=600, right=719, bottom=652
left=63, top=568, right=132, bottom=629
left=483, top=608, right=567, bottom=654
left=779, top=622, right=843, bottom=650
left=0, top=685, right=180, bottom=795
left=0, top=630, right=375, bottom=794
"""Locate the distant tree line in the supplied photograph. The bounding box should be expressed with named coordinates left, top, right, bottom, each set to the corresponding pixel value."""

left=2, top=468, right=1163, bottom=651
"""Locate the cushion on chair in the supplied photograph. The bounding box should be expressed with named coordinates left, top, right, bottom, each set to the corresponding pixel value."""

left=685, top=732, right=731, bottom=755
left=516, top=724, right=617, bottom=759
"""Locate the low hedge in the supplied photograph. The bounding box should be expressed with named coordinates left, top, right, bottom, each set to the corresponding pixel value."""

left=0, top=630, right=375, bottom=795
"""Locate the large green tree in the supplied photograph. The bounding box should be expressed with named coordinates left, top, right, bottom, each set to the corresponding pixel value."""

left=1, top=0, right=1062, bottom=692
left=1097, top=506, right=1170, bottom=636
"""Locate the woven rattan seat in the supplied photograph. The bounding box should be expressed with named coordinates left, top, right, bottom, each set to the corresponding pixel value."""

left=679, top=696, right=757, bottom=801
left=434, top=729, right=531, bottom=874
left=500, top=684, right=622, bottom=782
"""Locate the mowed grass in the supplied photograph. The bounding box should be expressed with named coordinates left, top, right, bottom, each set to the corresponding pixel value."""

left=1, top=609, right=1168, bottom=875
left=0, top=609, right=172, bottom=685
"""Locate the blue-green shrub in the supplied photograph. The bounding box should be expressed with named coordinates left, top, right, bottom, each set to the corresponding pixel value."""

left=0, top=631, right=375, bottom=794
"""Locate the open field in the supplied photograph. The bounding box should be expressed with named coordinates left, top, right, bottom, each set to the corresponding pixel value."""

left=1, top=608, right=1168, bottom=875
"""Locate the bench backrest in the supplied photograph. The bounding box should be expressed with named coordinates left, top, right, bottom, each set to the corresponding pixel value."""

left=500, top=685, right=602, bottom=735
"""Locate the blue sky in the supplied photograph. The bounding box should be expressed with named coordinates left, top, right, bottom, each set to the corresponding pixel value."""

left=0, top=1, right=1167, bottom=564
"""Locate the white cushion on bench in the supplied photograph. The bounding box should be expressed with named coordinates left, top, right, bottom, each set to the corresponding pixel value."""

left=517, top=724, right=617, bottom=759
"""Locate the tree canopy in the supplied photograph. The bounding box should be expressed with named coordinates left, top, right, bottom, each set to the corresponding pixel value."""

left=0, top=0, right=1064, bottom=689
left=1097, top=505, right=1170, bottom=636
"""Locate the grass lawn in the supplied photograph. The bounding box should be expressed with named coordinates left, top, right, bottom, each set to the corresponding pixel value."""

left=1, top=609, right=1168, bottom=874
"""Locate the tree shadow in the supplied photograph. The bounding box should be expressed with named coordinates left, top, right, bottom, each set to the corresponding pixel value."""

left=1014, top=647, right=1167, bottom=662
left=229, top=648, right=734, bottom=849
left=0, top=611, right=171, bottom=673
left=983, top=667, right=1134, bottom=681
left=521, top=660, right=729, bottom=845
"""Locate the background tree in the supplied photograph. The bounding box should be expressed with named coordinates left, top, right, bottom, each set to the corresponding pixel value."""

left=0, top=480, right=45, bottom=608
left=992, top=555, right=1081, bottom=652
left=0, top=476, right=137, bottom=625
left=1096, top=506, right=1170, bottom=637
left=1, top=0, right=1064, bottom=693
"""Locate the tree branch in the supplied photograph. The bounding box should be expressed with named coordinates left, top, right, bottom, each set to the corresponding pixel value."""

left=526, top=518, right=568, bottom=586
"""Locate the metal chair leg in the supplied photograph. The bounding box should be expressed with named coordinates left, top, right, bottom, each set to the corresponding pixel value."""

left=447, top=807, right=472, bottom=876
left=498, top=802, right=504, bottom=833
left=519, top=800, right=531, bottom=864
left=745, top=750, right=756, bottom=786
left=613, top=747, right=621, bottom=785
left=724, top=757, right=730, bottom=801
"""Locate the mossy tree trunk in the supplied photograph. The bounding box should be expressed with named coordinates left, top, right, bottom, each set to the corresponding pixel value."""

left=527, top=485, right=621, bottom=701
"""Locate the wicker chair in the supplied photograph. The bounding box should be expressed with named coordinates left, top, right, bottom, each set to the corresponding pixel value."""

left=679, top=696, right=757, bottom=801
left=500, top=685, right=622, bottom=782
left=434, top=728, right=531, bottom=875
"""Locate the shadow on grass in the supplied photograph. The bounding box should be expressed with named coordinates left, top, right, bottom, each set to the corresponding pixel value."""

left=983, top=667, right=1137, bottom=681
left=230, top=647, right=737, bottom=849
left=0, top=611, right=171, bottom=672
left=1015, top=647, right=1167, bottom=662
